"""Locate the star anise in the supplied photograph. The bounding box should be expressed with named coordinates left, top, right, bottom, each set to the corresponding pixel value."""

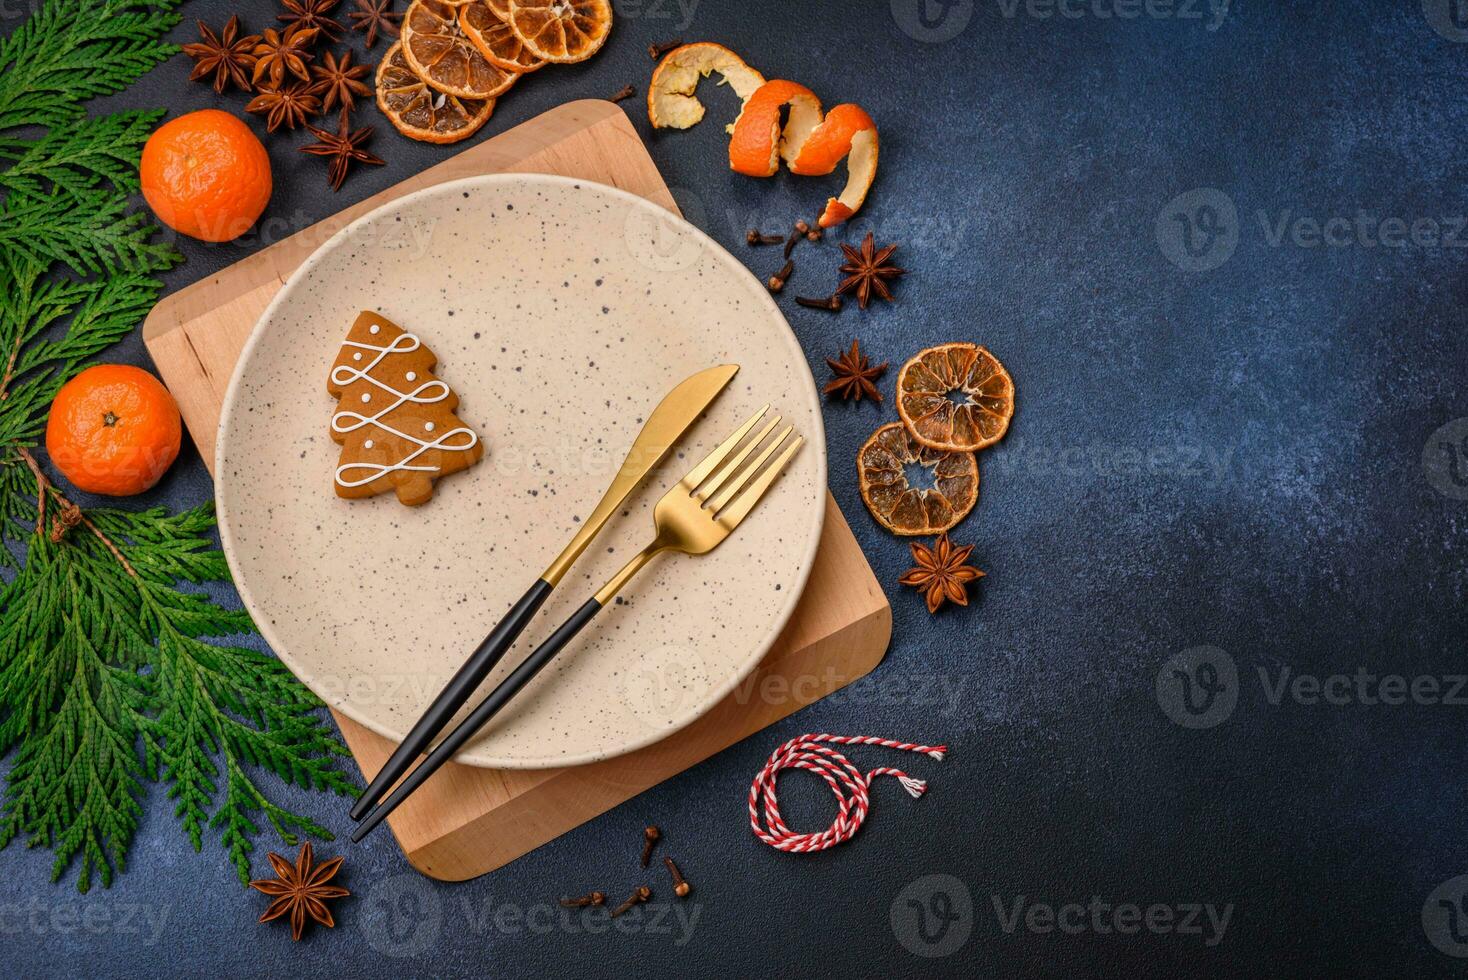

left=279, top=0, right=345, bottom=42
left=348, top=0, right=401, bottom=48
left=252, top=25, right=320, bottom=89
left=182, top=15, right=260, bottom=94
left=301, top=109, right=385, bottom=190
left=245, top=82, right=322, bottom=132
left=308, top=49, right=373, bottom=114
left=823, top=339, right=888, bottom=402
left=249, top=842, right=349, bottom=942
left=836, top=231, right=906, bottom=310
left=899, top=534, right=984, bottom=614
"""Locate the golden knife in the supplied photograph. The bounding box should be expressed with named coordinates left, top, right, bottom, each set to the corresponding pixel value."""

left=349, top=363, right=739, bottom=821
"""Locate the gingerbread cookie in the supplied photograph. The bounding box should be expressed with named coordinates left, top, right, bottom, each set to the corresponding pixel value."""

left=327, top=311, right=484, bottom=506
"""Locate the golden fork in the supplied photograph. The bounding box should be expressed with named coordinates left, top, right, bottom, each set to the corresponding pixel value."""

left=352, top=405, right=803, bottom=840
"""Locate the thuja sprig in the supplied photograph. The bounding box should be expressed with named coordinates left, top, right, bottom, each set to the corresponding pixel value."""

left=0, top=0, right=360, bottom=891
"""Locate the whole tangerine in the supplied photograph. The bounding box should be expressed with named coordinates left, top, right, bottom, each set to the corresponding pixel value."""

left=140, top=109, right=272, bottom=243
left=45, top=365, right=182, bottom=497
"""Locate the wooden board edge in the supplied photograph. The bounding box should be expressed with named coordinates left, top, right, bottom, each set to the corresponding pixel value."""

left=392, top=502, right=893, bottom=879
left=342, top=494, right=889, bottom=849
left=403, top=597, right=892, bottom=880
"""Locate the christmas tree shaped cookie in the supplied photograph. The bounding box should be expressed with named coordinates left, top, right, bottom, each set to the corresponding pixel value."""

left=327, top=310, right=483, bottom=506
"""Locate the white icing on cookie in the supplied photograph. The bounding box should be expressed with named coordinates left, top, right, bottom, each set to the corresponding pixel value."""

left=331, top=332, right=478, bottom=490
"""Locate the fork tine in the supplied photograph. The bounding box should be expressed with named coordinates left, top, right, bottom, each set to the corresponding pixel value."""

left=680, top=405, right=768, bottom=490
left=714, top=432, right=804, bottom=527
left=708, top=424, right=796, bottom=514
left=693, top=415, right=781, bottom=502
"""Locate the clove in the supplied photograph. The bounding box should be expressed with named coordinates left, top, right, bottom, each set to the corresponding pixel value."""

left=640, top=825, right=660, bottom=867
left=663, top=856, right=691, bottom=898
left=746, top=229, right=784, bottom=246
left=795, top=294, right=844, bottom=312
left=610, top=886, right=652, bottom=918
left=648, top=38, right=683, bottom=60
left=608, top=84, right=635, bottom=103
left=767, top=259, right=794, bottom=293
left=788, top=218, right=824, bottom=245
left=559, top=891, right=606, bottom=908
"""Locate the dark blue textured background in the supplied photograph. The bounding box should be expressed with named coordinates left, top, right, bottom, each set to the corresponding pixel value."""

left=5, top=0, right=1468, bottom=974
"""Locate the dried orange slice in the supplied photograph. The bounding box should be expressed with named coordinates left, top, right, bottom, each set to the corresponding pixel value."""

left=403, top=0, right=518, bottom=99
left=647, top=41, right=765, bottom=130
left=460, top=1, right=545, bottom=72
left=486, top=0, right=509, bottom=13
left=858, top=422, right=978, bottom=536
left=504, top=0, right=611, bottom=64
left=728, top=79, right=822, bottom=177
left=896, top=343, right=1015, bottom=453
left=376, top=41, right=494, bottom=143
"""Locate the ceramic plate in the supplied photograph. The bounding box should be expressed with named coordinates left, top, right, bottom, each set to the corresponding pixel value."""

left=216, top=174, right=826, bottom=769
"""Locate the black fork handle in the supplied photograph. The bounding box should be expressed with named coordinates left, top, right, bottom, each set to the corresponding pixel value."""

left=350, top=597, right=603, bottom=842
left=348, top=579, right=554, bottom=822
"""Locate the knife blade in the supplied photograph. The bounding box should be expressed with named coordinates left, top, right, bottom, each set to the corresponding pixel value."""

left=349, top=362, right=738, bottom=822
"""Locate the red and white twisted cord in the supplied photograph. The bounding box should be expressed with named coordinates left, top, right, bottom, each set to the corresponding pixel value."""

left=749, top=733, right=947, bottom=853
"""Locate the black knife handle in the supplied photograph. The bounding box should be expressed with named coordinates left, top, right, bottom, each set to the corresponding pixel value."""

left=351, top=597, right=603, bottom=842
left=348, top=578, right=554, bottom=821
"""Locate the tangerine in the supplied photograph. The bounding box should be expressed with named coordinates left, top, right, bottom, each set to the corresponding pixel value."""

left=139, top=110, right=272, bottom=243
left=45, top=365, right=182, bottom=496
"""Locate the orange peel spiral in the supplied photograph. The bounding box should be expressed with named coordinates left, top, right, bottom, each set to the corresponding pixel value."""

left=647, top=42, right=766, bottom=131
left=649, top=46, right=880, bottom=227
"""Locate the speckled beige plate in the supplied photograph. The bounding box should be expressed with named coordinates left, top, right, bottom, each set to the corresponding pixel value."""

left=216, top=174, right=826, bottom=769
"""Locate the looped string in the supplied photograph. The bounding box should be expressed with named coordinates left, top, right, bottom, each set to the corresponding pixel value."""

left=748, top=733, right=946, bottom=853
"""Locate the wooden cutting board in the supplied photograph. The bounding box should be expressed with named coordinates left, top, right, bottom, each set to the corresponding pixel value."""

left=143, top=99, right=890, bottom=881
